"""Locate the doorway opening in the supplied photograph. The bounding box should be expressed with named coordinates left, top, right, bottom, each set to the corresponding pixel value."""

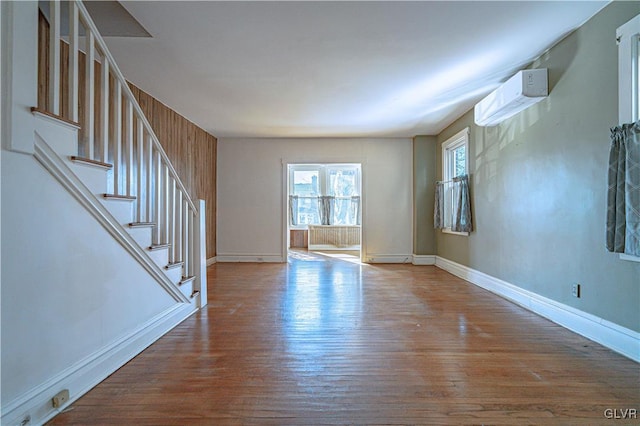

left=287, top=163, right=362, bottom=262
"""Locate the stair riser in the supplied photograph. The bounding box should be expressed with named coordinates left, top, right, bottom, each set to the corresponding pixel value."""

left=179, top=280, right=193, bottom=300
left=147, top=247, right=169, bottom=270
left=164, top=267, right=182, bottom=285
left=99, top=198, right=134, bottom=225
left=34, top=114, right=79, bottom=158
left=68, top=162, right=108, bottom=194
left=126, top=227, right=153, bottom=249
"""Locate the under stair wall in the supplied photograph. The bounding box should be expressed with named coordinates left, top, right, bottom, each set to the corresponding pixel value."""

left=1, top=145, right=195, bottom=426
left=1, top=2, right=209, bottom=425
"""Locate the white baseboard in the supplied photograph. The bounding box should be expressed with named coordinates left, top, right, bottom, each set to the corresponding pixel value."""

left=364, top=254, right=413, bottom=264
left=412, top=255, right=436, bottom=265
left=216, top=254, right=285, bottom=263
left=206, top=257, right=217, bottom=266
left=435, top=256, right=640, bottom=362
left=2, top=303, right=197, bottom=426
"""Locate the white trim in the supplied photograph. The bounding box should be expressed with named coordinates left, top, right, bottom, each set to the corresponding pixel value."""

left=33, top=131, right=189, bottom=303
left=283, top=158, right=366, bottom=263
left=31, top=109, right=80, bottom=130
left=616, top=14, right=640, bottom=264
left=619, top=253, right=640, bottom=263
left=206, top=257, right=217, bottom=266
left=412, top=255, right=436, bottom=265
left=3, top=1, right=38, bottom=154
left=216, top=254, right=285, bottom=263
left=364, top=254, right=413, bottom=264
left=442, top=229, right=469, bottom=236
left=617, top=13, right=640, bottom=123
left=194, top=199, right=207, bottom=308
left=435, top=256, right=640, bottom=362
left=440, top=127, right=470, bottom=235
left=1, top=303, right=197, bottom=426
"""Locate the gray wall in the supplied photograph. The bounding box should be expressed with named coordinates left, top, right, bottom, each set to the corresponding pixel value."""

left=413, top=136, right=437, bottom=255
left=419, top=2, right=640, bottom=332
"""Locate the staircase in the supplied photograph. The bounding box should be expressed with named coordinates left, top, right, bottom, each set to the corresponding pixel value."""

left=2, top=2, right=210, bottom=424
left=34, top=0, right=206, bottom=306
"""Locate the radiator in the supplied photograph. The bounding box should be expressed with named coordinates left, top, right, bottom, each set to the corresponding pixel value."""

left=307, top=225, right=361, bottom=250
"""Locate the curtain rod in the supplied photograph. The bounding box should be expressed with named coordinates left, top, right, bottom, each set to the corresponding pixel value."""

left=437, top=175, right=469, bottom=184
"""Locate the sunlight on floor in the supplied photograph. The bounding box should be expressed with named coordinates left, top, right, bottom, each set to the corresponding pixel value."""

left=288, top=250, right=326, bottom=262
left=288, top=249, right=364, bottom=265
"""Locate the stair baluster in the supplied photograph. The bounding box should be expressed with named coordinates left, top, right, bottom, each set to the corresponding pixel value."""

left=38, top=0, right=202, bottom=301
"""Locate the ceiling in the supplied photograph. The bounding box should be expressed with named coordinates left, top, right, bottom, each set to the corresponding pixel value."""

left=97, top=1, right=608, bottom=138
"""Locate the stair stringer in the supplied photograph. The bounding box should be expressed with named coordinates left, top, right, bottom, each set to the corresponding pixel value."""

left=33, top=131, right=190, bottom=304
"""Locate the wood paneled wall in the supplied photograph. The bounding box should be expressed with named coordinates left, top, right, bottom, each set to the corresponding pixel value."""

left=129, top=85, right=216, bottom=258
left=38, top=12, right=216, bottom=258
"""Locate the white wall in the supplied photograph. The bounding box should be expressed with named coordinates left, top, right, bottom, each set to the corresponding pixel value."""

left=1, top=4, right=194, bottom=424
left=1, top=149, right=187, bottom=424
left=217, top=138, right=413, bottom=262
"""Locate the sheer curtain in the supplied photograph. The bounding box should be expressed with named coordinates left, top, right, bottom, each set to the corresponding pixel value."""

left=350, top=196, right=361, bottom=225
left=606, top=121, right=640, bottom=256
left=434, top=175, right=472, bottom=233
left=289, top=195, right=299, bottom=226
left=451, top=175, right=473, bottom=233
left=434, top=183, right=444, bottom=229
left=318, top=196, right=335, bottom=225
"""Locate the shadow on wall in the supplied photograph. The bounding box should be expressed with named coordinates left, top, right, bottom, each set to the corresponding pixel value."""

left=471, top=30, right=579, bottom=208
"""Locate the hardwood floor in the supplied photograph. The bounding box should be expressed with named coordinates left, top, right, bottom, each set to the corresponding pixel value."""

left=48, top=251, right=639, bottom=425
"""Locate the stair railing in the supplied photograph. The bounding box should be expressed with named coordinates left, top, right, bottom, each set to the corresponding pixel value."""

left=42, top=0, right=199, bottom=284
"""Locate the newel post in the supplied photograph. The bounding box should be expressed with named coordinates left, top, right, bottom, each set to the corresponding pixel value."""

left=194, top=199, right=208, bottom=308
left=1, top=0, right=38, bottom=154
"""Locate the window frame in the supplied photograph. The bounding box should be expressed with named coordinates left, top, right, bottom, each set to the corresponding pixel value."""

left=616, top=14, right=640, bottom=263
left=441, top=127, right=470, bottom=236
left=617, top=14, right=640, bottom=124
left=289, top=164, right=361, bottom=229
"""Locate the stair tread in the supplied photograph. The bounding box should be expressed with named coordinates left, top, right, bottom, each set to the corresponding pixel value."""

left=148, top=243, right=170, bottom=251
left=103, top=193, right=136, bottom=201
left=179, top=276, right=196, bottom=286
left=70, top=156, right=113, bottom=170
left=31, top=107, right=81, bottom=129
left=129, top=222, right=155, bottom=228
left=165, top=261, right=184, bottom=270
left=190, top=290, right=200, bottom=299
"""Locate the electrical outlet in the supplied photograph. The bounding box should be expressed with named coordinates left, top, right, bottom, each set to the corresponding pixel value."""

left=571, top=283, right=581, bottom=298
left=52, top=389, right=69, bottom=408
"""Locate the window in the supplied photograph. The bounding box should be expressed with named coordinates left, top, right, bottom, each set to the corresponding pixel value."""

left=617, top=14, right=640, bottom=123
left=441, top=127, right=469, bottom=235
left=289, top=164, right=361, bottom=228
left=616, top=14, right=640, bottom=263
left=291, top=168, right=321, bottom=225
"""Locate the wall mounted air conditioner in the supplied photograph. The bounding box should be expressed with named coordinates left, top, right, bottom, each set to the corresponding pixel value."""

left=474, top=68, right=548, bottom=126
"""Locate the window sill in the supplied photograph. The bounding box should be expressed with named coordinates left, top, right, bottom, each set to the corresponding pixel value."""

left=619, top=253, right=640, bottom=263
left=442, top=229, right=469, bottom=236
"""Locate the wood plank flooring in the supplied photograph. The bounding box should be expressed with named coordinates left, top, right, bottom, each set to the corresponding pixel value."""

left=48, top=251, right=639, bottom=425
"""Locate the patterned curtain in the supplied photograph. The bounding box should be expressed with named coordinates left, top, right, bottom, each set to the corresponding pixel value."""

left=451, top=175, right=473, bottom=233
left=289, top=195, right=299, bottom=226
left=606, top=121, right=640, bottom=256
left=434, top=182, right=445, bottom=229
left=350, top=196, right=361, bottom=225
left=318, top=196, right=334, bottom=225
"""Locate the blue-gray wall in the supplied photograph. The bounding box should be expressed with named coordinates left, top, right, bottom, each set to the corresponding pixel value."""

left=416, top=1, right=640, bottom=332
